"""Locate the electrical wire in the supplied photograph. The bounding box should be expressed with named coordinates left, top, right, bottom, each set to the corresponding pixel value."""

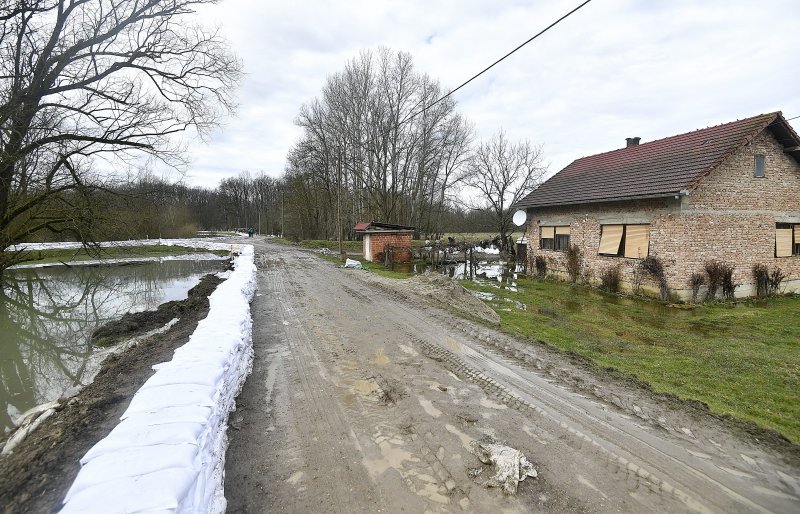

left=402, top=0, right=594, bottom=125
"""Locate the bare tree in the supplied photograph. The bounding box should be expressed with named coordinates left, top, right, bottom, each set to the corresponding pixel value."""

left=463, top=130, right=546, bottom=254
left=0, top=0, right=241, bottom=271
left=289, top=47, right=472, bottom=239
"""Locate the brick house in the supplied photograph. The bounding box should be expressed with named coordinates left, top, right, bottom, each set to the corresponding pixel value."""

left=353, top=221, right=415, bottom=263
left=515, top=112, right=800, bottom=298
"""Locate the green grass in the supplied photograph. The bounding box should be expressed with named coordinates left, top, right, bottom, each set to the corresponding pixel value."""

left=271, top=238, right=366, bottom=252
left=7, top=245, right=229, bottom=265
left=314, top=251, right=413, bottom=279
left=460, top=277, right=800, bottom=443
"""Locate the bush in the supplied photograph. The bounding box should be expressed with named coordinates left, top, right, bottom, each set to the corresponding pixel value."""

left=599, top=265, right=622, bottom=293
left=752, top=263, right=769, bottom=297
left=704, top=260, right=724, bottom=300
left=534, top=255, right=547, bottom=278
left=769, top=268, right=786, bottom=295
left=565, top=244, right=582, bottom=283
left=640, top=255, right=670, bottom=301
left=689, top=273, right=705, bottom=303
left=753, top=263, right=786, bottom=297
left=720, top=263, right=737, bottom=300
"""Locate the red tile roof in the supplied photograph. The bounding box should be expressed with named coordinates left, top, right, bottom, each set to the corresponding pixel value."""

left=516, top=112, right=800, bottom=209
left=353, top=221, right=371, bottom=231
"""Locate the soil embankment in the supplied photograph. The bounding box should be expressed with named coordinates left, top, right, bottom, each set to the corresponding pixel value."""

left=0, top=274, right=223, bottom=514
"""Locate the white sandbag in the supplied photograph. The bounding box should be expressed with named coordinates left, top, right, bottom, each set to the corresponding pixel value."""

left=61, top=467, right=198, bottom=514
left=65, top=444, right=199, bottom=502
left=142, top=364, right=226, bottom=389
left=118, top=405, right=214, bottom=427
left=121, top=384, right=217, bottom=418
left=81, top=422, right=205, bottom=464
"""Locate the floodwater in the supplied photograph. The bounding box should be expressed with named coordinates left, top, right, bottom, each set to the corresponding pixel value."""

left=0, top=259, right=227, bottom=433
left=391, top=259, right=524, bottom=291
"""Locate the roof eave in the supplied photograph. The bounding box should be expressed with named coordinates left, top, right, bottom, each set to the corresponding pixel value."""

left=519, top=191, right=685, bottom=210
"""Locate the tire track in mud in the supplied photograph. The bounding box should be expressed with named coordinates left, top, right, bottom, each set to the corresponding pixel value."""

left=266, top=264, right=378, bottom=514
left=347, top=272, right=796, bottom=513
left=295, top=268, right=476, bottom=510
left=415, top=337, right=715, bottom=513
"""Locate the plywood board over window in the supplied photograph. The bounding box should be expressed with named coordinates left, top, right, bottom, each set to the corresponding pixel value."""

left=598, top=225, right=623, bottom=255
left=624, top=224, right=650, bottom=259
left=541, top=226, right=555, bottom=238
left=776, top=228, right=793, bottom=257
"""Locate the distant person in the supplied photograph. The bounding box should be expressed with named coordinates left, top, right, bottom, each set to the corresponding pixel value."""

left=248, top=228, right=254, bottom=238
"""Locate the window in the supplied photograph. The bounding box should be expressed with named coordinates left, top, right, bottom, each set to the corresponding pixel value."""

left=540, top=226, right=554, bottom=250
left=775, top=223, right=799, bottom=257
left=539, top=225, right=570, bottom=251
left=555, top=226, right=570, bottom=251
left=754, top=155, right=765, bottom=178
left=598, top=224, right=650, bottom=258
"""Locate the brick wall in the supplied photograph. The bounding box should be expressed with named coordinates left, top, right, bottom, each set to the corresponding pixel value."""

left=364, top=232, right=413, bottom=262
left=525, top=129, right=800, bottom=298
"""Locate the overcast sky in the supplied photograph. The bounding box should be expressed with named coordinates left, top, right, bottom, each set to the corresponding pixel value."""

left=183, top=0, right=800, bottom=188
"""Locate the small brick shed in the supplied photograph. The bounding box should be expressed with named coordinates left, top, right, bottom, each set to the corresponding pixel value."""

left=354, top=222, right=415, bottom=262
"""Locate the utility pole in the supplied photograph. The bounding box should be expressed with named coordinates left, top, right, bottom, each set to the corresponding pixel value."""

left=337, top=146, right=345, bottom=260
left=281, top=191, right=284, bottom=237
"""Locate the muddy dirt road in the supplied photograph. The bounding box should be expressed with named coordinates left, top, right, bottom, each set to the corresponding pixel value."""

left=224, top=239, right=800, bottom=513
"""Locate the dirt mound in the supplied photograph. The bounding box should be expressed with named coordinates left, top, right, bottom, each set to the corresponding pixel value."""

left=0, top=274, right=223, bottom=514
left=404, top=272, right=500, bottom=325
left=91, top=275, right=223, bottom=346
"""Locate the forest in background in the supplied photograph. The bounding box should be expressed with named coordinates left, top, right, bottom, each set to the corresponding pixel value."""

left=15, top=48, right=546, bottom=245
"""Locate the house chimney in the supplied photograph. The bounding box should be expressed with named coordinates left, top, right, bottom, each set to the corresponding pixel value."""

left=626, top=137, right=641, bottom=147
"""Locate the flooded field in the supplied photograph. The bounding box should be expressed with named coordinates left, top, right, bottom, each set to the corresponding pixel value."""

left=0, top=259, right=227, bottom=433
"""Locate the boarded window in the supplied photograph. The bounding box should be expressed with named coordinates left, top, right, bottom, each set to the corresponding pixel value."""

left=623, top=224, right=650, bottom=259
left=775, top=226, right=793, bottom=257
left=599, top=224, right=650, bottom=258
left=754, top=155, right=765, bottom=178
left=598, top=225, right=624, bottom=255
left=796, top=225, right=800, bottom=255
left=540, top=226, right=554, bottom=250
left=555, top=226, right=570, bottom=251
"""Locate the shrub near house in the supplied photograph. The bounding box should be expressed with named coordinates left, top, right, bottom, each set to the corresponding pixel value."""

left=516, top=112, right=800, bottom=299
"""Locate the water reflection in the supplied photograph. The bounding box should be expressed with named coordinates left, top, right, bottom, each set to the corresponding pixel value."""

left=0, top=260, right=226, bottom=433
left=390, top=260, right=524, bottom=291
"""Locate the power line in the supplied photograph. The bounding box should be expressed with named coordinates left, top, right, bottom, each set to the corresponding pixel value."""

left=402, top=0, right=594, bottom=125
left=787, top=114, right=799, bottom=121
left=300, top=1, right=595, bottom=154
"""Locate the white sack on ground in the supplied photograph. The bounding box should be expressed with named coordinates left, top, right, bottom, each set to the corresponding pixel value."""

left=343, top=258, right=362, bottom=269
left=61, top=243, right=256, bottom=514
left=471, top=438, right=538, bottom=495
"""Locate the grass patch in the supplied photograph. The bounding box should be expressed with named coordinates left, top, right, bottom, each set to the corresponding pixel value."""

left=461, top=277, right=800, bottom=443
left=310, top=250, right=413, bottom=280
left=8, top=245, right=229, bottom=265
left=287, top=239, right=363, bottom=252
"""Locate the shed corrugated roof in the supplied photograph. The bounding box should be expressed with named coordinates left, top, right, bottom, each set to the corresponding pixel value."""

left=353, top=221, right=415, bottom=232
left=516, top=112, right=800, bottom=209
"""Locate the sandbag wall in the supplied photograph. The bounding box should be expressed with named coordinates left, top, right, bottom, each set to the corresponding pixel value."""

left=60, top=244, right=256, bottom=513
